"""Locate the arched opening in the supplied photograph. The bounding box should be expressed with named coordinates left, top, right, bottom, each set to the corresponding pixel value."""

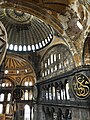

left=24, top=104, right=30, bottom=120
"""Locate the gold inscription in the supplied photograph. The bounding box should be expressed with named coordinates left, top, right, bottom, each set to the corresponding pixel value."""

left=72, top=74, right=90, bottom=99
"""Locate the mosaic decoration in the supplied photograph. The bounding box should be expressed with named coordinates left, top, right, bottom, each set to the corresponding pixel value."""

left=5, top=9, right=32, bottom=24
left=72, top=74, right=90, bottom=99
left=0, top=21, right=7, bottom=65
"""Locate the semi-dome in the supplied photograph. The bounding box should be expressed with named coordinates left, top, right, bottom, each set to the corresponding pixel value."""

left=0, top=8, right=53, bottom=52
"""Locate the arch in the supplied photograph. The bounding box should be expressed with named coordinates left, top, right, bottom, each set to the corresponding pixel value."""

left=40, top=44, right=75, bottom=80
left=21, top=75, right=35, bottom=86
left=0, top=77, right=14, bottom=87
left=51, top=107, right=56, bottom=120
left=57, top=108, right=62, bottom=120
left=64, top=109, right=69, bottom=119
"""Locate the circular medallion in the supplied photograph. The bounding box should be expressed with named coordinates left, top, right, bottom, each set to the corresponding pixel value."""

left=72, top=74, right=90, bottom=99
left=12, top=88, right=23, bottom=100
left=0, top=21, right=7, bottom=65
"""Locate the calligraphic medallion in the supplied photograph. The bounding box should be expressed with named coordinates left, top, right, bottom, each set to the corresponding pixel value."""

left=72, top=74, right=90, bottom=99
left=12, top=87, right=23, bottom=100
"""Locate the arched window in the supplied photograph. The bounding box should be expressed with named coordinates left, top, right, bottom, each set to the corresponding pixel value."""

left=54, top=54, right=56, bottom=62
left=0, top=93, right=4, bottom=102
left=49, top=87, right=52, bottom=100
left=51, top=54, right=53, bottom=64
left=6, top=83, right=9, bottom=87
left=24, top=105, right=30, bottom=120
left=46, top=89, right=48, bottom=100
left=48, top=58, right=50, bottom=65
left=29, top=90, right=33, bottom=100
left=52, top=87, right=55, bottom=100
left=25, top=81, right=29, bottom=86
left=2, top=83, right=5, bottom=87
left=45, top=62, right=47, bottom=68
left=61, top=85, right=65, bottom=100
left=54, top=65, right=57, bottom=71
left=25, top=90, right=28, bottom=100
left=0, top=104, right=3, bottom=114
left=57, top=89, right=60, bottom=100
left=61, top=89, right=64, bottom=100
left=31, top=107, right=34, bottom=120
left=6, top=104, right=10, bottom=114
left=7, top=93, right=11, bottom=101
left=29, top=82, right=33, bottom=86
left=51, top=67, right=53, bottom=73
left=66, top=83, right=70, bottom=100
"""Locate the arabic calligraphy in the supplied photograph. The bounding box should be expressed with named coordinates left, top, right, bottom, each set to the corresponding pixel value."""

left=72, top=74, right=90, bottom=99
left=13, top=88, right=23, bottom=100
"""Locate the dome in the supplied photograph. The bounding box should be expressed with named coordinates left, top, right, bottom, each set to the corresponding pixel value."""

left=0, top=8, right=53, bottom=52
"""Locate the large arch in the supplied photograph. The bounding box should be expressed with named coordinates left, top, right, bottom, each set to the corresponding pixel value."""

left=40, top=43, right=75, bottom=80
